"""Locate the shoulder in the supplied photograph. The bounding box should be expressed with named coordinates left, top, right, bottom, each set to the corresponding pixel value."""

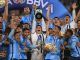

left=47, top=35, right=53, bottom=39
left=71, top=35, right=79, bottom=41
left=21, top=16, right=25, bottom=19
left=31, top=32, right=37, bottom=36
left=46, top=35, right=53, bottom=41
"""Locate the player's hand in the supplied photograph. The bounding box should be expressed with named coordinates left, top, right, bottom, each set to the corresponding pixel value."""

left=64, top=42, right=68, bottom=46
left=77, top=42, right=80, bottom=47
left=72, top=3, right=77, bottom=9
left=47, top=5, right=51, bottom=11
left=24, top=48, right=29, bottom=53
left=33, top=4, right=37, bottom=11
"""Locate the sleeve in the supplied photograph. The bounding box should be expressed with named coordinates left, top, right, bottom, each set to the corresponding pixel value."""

left=31, top=15, right=36, bottom=33
left=70, top=37, right=79, bottom=49
left=31, top=9, right=35, bottom=22
left=2, top=21, right=7, bottom=33
left=26, top=40, right=35, bottom=50
left=8, top=29, right=15, bottom=40
left=49, top=23, right=54, bottom=29
left=45, top=36, right=51, bottom=44
left=60, top=38, right=64, bottom=45
left=72, top=9, right=76, bottom=21
left=20, top=16, right=25, bottom=23
left=42, top=18, right=46, bottom=31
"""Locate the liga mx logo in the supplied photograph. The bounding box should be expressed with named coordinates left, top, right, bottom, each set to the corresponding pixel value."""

left=0, top=0, right=5, bottom=8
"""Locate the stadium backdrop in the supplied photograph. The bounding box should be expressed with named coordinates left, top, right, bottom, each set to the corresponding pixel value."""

left=0, top=0, right=72, bottom=19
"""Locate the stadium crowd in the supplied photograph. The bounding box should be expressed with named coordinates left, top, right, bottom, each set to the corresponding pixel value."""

left=0, top=0, right=80, bottom=60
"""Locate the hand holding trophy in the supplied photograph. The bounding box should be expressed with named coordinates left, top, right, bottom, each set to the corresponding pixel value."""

left=44, top=43, right=57, bottom=52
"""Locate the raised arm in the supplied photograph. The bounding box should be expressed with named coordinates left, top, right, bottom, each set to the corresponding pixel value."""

left=46, top=5, right=51, bottom=36
left=8, top=23, right=17, bottom=39
left=3, top=0, right=8, bottom=21
left=71, top=3, right=77, bottom=21
left=31, top=5, right=37, bottom=33
left=72, top=2, right=80, bottom=21
left=76, top=10, right=80, bottom=20
left=8, top=29, right=15, bottom=40
left=46, top=5, right=51, bottom=20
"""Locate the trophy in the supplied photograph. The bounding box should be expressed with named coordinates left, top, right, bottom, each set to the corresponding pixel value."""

left=44, top=43, right=57, bottom=52
left=35, top=9, right=43, bottom=19
left=0, top=0, right=5, bottom=7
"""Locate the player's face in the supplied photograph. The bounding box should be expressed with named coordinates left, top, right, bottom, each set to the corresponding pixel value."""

left=0, top=17, right=2, bottom=22
left=0, top=35, right=2, bottom=42
left=54, top=20, right=61, bottom=26
left=16, top=27, right=22, bottom=33
left=36, top=19, right=42, bottom=23
left=54, top=18, right=59, bottom=21
left=65, top=16, right=70, bottom=24
left=24, top=7, right=30, bottom=15
left=23, top=30, right=30, bottom=37
left=11, top=13, right=16, bottom=19
left=53, top=29, right=56, bottom=36
left=54, top=26, right=60, bottom=34
left=64, top=31, right=71, bottom=38
left=15, top=16, right=21, bottom=23
left=23, top=23, right=30, bottom=29
left=14, top=33, right=20, bottom=42
left=36, top=26, right=42, bottom=34
left=0, top=17, right=2, bottom=30
left=48, top=29, right=53, bottom=35
left=77, top=21, right=80, bottom=29
left=26, top=30, right=30, bottom=36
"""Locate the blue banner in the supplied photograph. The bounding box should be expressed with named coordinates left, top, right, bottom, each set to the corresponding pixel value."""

left=0, top=0, right=72, bottom=19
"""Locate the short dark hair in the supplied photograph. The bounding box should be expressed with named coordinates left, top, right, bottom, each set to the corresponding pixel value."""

left=23, top=28, right=30, bottom=32
left=0, top=14, right=3, bottom=17
left=77, top=20, right=80, bottom=23
left=4, top=27, right=11, bottom=35
left=14, top=32, right=20, bottom=36
left=48, top=28, right=53, bottom=30
left=55, top=25, right=61, bottom=31
left=17, top=24, right=23, bottom=28
left=24, top=5, right=32, bottom=14
left=0, top=30, right=2, bottom=34
left=36, top=25, right=42, bottom=28
left=54, top=17, right=59, bottom=19
left=65, top=15, right=70, bottom=18
left=66, top=29, right=73, bottom=36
